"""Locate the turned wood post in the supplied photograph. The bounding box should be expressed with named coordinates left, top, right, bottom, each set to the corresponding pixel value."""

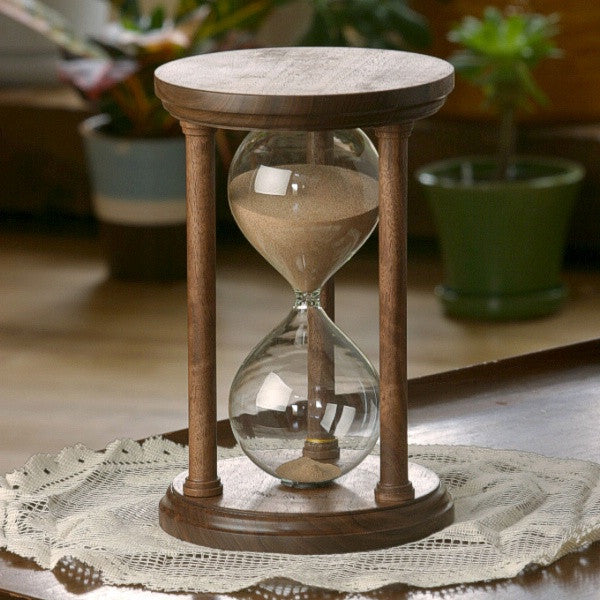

left=375, top=123, right=415, bottom=505
left=304, top=130, right=339, bottom=460
left=181, top=122, right=222, bottom=498
left=306, top=130, right=335, bottom=319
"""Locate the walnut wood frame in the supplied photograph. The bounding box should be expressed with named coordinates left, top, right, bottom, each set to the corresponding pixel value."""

left=154, top=47, right=455, bottom=553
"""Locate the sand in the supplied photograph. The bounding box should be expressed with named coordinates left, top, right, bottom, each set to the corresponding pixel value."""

left=275, top=456, right=342, bottom=484
left=229, top=164, right=378, bottom=292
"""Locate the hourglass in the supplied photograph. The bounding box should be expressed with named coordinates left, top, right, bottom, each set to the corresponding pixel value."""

left=155, top=47, right=454, bottom=553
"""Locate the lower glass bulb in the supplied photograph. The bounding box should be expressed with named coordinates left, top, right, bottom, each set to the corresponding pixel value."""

left=229, top=293, right=379, bottom=487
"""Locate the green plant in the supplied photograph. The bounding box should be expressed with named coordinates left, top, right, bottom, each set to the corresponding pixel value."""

left=448, top=6, right=561, bottom=179
left=0, top=0, right=431, bottom=138
left=301, top=0, right=430, bottom=49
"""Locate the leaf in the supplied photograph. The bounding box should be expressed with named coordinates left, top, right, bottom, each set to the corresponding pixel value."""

left=387, top=1, right=431, bottom=48
left=193, top=0, right=275, bottom=43
left=149, top=6, right=166, bottom=29
left=301, top=0, right=431, bottom=51
left=448, top=7, right=560, bottom=114
left=450, top=51, right=486, bottom=80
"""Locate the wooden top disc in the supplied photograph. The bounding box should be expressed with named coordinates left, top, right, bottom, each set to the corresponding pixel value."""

left=154, top=47, right=454, bottom=130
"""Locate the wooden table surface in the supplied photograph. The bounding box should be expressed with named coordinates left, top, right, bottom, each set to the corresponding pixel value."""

left=1, top=339, right=599, bottom=599
left=3, top=232, right=600, bottom=476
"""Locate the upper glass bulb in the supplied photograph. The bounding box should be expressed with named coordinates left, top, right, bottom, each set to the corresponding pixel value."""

left=228, top=129, right=379, bottom=292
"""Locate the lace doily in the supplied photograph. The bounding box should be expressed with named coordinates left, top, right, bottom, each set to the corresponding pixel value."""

left=1, top=437, right=599, bottom=593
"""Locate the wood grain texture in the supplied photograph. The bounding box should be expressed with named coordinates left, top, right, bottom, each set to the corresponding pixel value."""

left=320, top=278, right=335, bottom=320
left=375, top=124, right=415, bottom=505
left=181, top=123, right=222, bottom=498
left=304, top=131, right=338, bottom=458
left=305, top=303, right=339, bottom=459
left=307, top=132, right=334, bottom=317
left=159, top=457, right=452, bottom=554
left=155, top=47, right=454, bottom=130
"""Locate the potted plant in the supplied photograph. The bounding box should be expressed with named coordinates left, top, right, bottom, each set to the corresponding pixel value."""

left=416, top=7, right=584, bottom=320
left=0, top=0, right=282, bottom=280
left=1, top=0, right=431, bottom=280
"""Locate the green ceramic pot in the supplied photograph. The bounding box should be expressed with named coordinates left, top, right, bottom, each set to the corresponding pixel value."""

left=416, top=156, right=584, bottom=320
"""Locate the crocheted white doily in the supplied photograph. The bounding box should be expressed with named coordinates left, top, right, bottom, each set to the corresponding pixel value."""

left=1, top=437, right=599, bottom=593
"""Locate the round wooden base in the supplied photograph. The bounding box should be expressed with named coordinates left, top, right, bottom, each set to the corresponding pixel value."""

left=159, top=455, right=453, bottom=554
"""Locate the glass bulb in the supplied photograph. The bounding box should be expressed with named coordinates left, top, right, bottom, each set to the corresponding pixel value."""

left=229, top=293, right=379, bottom=487
left=227, top=128, right=380, bottom=487
left=228, top=129, right=379, bottom=293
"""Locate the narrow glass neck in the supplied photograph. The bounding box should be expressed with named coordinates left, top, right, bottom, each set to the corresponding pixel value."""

left=293, top=290, right=321, bottom=309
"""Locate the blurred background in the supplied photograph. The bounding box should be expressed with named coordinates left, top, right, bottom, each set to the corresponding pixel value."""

left=1, top=0, right=600, bottom=474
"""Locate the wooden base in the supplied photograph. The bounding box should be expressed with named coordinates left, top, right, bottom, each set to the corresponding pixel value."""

left=159, top=455, right=453, bottom=554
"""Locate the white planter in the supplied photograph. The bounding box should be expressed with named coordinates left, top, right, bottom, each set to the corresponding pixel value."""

left=80, top=114, right=187, bottom=281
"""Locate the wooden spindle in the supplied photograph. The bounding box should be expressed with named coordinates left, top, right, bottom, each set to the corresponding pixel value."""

left=375, top=123, right=415, bottom=505
left=307, top=130, right=335, bottom=319
left=181, top=122, right=222, bottom=498
left=304, top=130, right=339, bottom=461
